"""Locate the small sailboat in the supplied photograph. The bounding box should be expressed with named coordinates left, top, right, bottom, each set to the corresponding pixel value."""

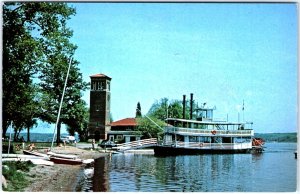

left=47, top=151, right=78, bottom=159
left=23, top=150, right=49, bottom=158
left=49, top=157, right=83, bottom=165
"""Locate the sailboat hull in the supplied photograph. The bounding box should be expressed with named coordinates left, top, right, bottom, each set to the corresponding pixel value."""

left=49, top=157, right=83, bottom=165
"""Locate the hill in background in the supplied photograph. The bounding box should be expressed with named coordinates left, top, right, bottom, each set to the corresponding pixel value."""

left=255, top=133, right=297, bottom=143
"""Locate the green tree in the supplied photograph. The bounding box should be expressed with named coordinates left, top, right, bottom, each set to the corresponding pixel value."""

left=148, top=98, right=191, bottom=121
left=148, top=98, right=169, bottom=120
left=3, top=2, right=44, bottom=137
left=136, top=116, right=165, bottom=139
left=39, top=57, right=88, bottom=145
left=66, top=102, right=89, bottom=141
left=3, top=3, right=88, bottom=145
left=136, top=102, right=142, bottom=118
left=167, top=100, right=183, bottom=119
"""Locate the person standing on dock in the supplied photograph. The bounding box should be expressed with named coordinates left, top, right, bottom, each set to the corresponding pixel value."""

left=92, top=139, right=95, bottom=150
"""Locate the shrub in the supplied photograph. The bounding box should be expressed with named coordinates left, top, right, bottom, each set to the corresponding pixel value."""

left=2, top=161, right=35, bottom=191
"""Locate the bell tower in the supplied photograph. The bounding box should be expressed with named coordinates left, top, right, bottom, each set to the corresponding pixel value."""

left=89, top=73, right=111, bottom=141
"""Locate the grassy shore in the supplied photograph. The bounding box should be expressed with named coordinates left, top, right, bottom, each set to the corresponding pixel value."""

left=2, top=160, right=35, bottom=191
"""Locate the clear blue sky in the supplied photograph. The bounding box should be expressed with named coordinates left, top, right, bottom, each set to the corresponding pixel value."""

left=33, top=3, right=298, bottom=133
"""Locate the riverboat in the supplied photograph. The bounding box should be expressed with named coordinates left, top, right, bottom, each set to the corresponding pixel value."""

left=154, top=98, right=264, bottom=156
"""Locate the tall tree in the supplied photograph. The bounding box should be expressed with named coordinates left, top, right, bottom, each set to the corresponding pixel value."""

left=148, top=98, right=169, bottom=121
left=136, top=116, right=165, bottom=139
left=3, top=2, right=43, bottom=137
left=39, top=57, right=88, bottom=145
left=136, top=102, right=142, bottom=118
left=167, top=100, right=183, bottom=119
left=66, top=101, right=89, bottom=142
left=148, top=97, right=199, bottom=121
left=3, top=3, right=88, bottom=145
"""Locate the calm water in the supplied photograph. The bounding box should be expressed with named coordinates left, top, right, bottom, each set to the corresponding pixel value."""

left=93, top=143, right=297, bottom=192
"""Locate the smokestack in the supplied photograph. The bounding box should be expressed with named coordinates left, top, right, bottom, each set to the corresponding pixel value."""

left=190, top=93, right=193, bottom=119
left=183, top=95, right=186, bottom=119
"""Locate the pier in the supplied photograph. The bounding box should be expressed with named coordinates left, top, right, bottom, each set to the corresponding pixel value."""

left=112, top=138, right=158, bottom=152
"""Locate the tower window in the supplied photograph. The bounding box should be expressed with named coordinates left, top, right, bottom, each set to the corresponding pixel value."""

left=96, top=105, right=101, bottom=111
left=101, top=81, right=104, bottom=90
left=107, top=81, right=110, bottom=91
left=97, top=81, right=100, bottom=90
left=92, top=81, right=97, bottom=91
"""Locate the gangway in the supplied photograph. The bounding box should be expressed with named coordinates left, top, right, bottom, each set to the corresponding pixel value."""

left=112, top=138, right=158, bottom=152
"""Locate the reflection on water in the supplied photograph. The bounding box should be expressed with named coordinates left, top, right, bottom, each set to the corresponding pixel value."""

left=93, top=143, right=297, bottom=192
left=93, top=156, right=110, bottom=192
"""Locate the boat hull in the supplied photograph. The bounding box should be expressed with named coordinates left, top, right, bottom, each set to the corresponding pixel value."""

left=154, top=145, right=252, bottom=156
left=50, top=157, right=83, bottom=165
left=23, top=150, right=49, bottom=158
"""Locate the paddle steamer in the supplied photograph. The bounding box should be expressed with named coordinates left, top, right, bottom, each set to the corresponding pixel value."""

left=154, top=95, right=264, bottom=156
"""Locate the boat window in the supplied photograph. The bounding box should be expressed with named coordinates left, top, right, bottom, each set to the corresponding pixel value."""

left=234, top=137, right=251, bottom=143
left=198, top=137, right=210, bottom=143
left=189, top=136, right=198, bottom=142
left=211, top=137, right=222, bottom=143
left=207, top=110, right=213, bottom=119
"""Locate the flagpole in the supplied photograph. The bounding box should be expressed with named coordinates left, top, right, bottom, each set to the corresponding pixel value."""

left=242, top=99, right=245, bottom=122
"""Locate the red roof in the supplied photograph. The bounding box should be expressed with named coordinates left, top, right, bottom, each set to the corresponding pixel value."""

left=90, top=73, right=111, bottom=79
left=111, top=118, right=137, bottom=127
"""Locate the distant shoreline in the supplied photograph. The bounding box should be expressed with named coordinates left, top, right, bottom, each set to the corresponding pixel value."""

left=4, top=132, right=297, bottom=143
left=255, top=132, right=297, bottom=143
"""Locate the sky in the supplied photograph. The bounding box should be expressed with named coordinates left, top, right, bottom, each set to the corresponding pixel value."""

left=31, top=3, right=297, bottom=133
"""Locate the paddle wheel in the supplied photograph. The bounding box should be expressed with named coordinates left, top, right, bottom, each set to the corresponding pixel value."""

left=252, top=138, right=265, bottom=153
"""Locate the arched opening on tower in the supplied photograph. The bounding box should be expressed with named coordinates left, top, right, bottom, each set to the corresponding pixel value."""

left=95, top=130, right=101, bottom=142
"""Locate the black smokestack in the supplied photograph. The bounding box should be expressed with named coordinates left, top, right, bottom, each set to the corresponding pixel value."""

left=190, top=93, right=193, bottom=119
left=183, top=95, right=186, bottom=119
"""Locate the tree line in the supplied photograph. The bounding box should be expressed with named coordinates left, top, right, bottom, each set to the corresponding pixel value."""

left=255, top=133, right=297, bottom=143
left=3, top=2, right=89, bottom=144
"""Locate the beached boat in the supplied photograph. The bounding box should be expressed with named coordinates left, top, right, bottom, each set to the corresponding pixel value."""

left=47, top=151, right=78, bottom=159
left=154, top=97, right=264, bottom=156
left=23, top=150, right=49, bottom=158
left=49, top=156, right=83, bottom=165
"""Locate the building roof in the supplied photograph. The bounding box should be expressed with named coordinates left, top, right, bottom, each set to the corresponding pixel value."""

left=90, top=73, right=111, bottom=79
left=111, top=118, right=137, bottom=127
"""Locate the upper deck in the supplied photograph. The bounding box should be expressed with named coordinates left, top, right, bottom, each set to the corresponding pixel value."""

left=164, top=126, right=254, bottom=137
left=164, top=118, right=254, bottom=137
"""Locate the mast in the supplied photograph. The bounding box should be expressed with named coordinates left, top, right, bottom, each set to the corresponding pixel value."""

left=50, top=57, right=73, bottom=150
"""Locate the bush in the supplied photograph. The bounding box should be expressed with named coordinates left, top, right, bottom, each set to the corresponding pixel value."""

left=2, top=161, right=35, bottom=191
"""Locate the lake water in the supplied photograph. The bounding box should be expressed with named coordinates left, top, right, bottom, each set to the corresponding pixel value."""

left=92, top=143, right=297, bottom=192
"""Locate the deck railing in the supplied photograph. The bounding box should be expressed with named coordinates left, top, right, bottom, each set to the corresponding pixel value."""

left=159, top=140, right=252, bottom=149
left=114, top=138, right=158, bottom=151
left=164, top=127, right=254, bottom=136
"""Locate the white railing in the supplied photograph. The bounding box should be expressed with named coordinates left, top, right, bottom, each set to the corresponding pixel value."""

left=115, top=138, right=158, bottom=151
left=160, top=141, right=252, bottom=150
left=164, top=127, right=253, bottom=136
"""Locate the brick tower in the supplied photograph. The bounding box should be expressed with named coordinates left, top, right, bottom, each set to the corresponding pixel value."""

left=89, top=74, right=111, bottom=141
